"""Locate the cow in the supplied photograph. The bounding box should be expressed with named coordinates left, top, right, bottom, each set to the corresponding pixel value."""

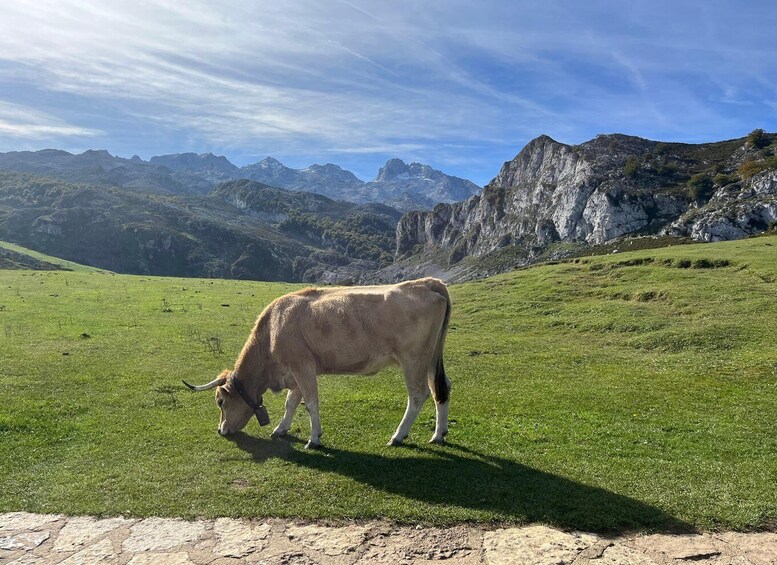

left=183, top=277, right=452, bottom=449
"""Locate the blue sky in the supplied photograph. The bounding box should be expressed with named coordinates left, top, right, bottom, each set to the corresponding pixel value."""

left=0, top=1, right=775, bottom=185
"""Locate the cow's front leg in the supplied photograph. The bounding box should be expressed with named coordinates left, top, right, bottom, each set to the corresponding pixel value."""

left=295, top=375, right=322, bottom=449
left=272, top=387, right=303, bottom=438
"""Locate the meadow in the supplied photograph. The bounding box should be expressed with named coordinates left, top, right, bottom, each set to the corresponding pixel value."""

left=1, top=236, right=776, bottom=532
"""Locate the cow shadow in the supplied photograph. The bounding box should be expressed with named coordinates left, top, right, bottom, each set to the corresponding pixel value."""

left=226, top=433, right=693, bottom=533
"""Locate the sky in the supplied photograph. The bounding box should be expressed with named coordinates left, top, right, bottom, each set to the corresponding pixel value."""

left=0, top=1, right=775, bottom=186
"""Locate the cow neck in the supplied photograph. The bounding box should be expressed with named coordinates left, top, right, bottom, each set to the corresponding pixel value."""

left=234, top=332, right=269, bottom=395
left=229, top=371, right=263, bottom=411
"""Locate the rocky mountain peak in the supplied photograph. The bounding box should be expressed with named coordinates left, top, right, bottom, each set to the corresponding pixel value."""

left=490, top=134, right=578, bottom=189
left=306, top=162, right=337, bottom=170
left=149, top=152, right=238, bottom=176
left=527, top=134, right=563, bottom=147
left=201, top=153, right=236, bottom=171
left=80, top=149, right=113, bottom=159
left=376, top=158, right=410, bottom=181
left=303, top=163, right=363, bottom=183
left=363, top=159, right=481, bottom=211
left=258, top=157, right=286, bottom=170
left=579, top=133, right=655, bottom=158
left=38, top=149, right=73, bottom=157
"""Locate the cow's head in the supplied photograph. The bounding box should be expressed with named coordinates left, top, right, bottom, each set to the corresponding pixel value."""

left=183, top=369, right=269, bottom=435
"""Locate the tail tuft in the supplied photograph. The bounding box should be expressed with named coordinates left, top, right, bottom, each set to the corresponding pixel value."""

left=434, top=354, right=449, bottom=404
left=430, top=280, right=451, bottom=404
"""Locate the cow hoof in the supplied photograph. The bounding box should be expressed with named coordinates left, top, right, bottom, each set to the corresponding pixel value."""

left=271, top=429, right=288, bottom=438
left=387, top=436, right=406, bottom=446
left=304, top=441, right=322, bottom=450
left=429, top=436, right=446, bottom=444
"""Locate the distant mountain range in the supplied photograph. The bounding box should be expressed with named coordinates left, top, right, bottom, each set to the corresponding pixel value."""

left=0, top=150, right=481, bottom=212
left=1, top=131, right=774, bottom=284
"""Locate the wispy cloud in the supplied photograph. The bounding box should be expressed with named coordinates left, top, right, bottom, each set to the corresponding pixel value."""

left=0, top=1, right=775, bottom=184
left=0, top=101, right=101, bottom=139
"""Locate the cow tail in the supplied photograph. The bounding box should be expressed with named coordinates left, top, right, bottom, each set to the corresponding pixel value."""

left=430, top=281, right=451, bottom=404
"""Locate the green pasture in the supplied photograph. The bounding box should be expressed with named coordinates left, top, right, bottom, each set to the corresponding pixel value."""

left=1, top=236, right=776, bottom=532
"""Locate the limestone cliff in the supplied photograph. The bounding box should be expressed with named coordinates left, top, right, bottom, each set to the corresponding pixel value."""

left=391, top=132, right=776, bottom=280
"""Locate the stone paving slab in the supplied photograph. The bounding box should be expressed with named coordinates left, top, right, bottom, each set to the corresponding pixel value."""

left=1, top=512, right=776, bottom=564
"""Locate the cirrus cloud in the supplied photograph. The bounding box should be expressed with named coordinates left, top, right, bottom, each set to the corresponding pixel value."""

left=0, top=1, right=775, bottom=184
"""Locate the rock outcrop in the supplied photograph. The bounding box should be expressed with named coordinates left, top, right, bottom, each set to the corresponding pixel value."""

left=665, top=170, right=777, bottom=241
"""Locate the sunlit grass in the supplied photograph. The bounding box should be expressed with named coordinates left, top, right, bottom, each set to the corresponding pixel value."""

left=1, top=235, right=776, bottom=531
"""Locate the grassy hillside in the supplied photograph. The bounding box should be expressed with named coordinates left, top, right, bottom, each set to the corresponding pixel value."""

left=0, top=240, right=107, bottom=272
left=1, top=236, right=776, bottom=531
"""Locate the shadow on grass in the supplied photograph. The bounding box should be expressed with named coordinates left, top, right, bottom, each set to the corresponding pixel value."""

left=226, top=433, right=693, bottom=533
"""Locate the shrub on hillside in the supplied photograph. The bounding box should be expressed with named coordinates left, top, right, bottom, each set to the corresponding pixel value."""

left=687, top=173, right=714, bottom=202
left=747, top=128, right=769, bottom=149
left=624, top=156, right=640, bottom=178
left=738, top=156, right=777, bottom=179
left=713, top=173, right=737, bottom=187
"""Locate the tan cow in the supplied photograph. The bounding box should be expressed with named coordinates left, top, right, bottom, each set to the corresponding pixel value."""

left=184, top=277, right=451, bottom=448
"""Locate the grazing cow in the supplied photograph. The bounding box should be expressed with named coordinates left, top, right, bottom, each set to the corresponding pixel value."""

left=184, top=277, right=451, bottom=448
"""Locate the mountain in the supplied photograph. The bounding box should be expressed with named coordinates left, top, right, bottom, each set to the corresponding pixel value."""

left=5, top=133, right=773, bottom=285
left=238, top=157, right=481, bottom=212
left=0, top=171, right=400, bottom=283
left=0, top=149, right=480, bottom=211
left=149, top=152, right=239, bottom=183
left=238, top=157, right=365, bottom=201
left=359, top=158, right=481, bottom=211
left=0, top=149, right=214, bottom=194
left=379, top=131, right=777, bottom=282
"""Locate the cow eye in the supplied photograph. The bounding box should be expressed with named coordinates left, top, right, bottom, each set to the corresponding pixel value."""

left=217, top=398, right=224, bottom=407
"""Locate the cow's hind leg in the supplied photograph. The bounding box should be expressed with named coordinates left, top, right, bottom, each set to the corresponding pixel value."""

left=272, top=387, right=302, bottom=438
left=388, top=365, right=430, bottom=446
left=429, top=387, right=450, bottom=444
left=429, top=364, right=451, bottom=444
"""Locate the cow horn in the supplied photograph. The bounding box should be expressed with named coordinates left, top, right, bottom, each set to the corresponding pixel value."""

left=182, top=377, right=227, bottom=391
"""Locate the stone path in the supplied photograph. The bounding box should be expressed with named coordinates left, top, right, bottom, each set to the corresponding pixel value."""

left=2, top=512, right=776, bottom=564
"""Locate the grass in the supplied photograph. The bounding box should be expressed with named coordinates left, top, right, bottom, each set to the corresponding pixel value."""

left=1, top=236, right=776, bottom=532
left=0, top=240, right=108, bottom=273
